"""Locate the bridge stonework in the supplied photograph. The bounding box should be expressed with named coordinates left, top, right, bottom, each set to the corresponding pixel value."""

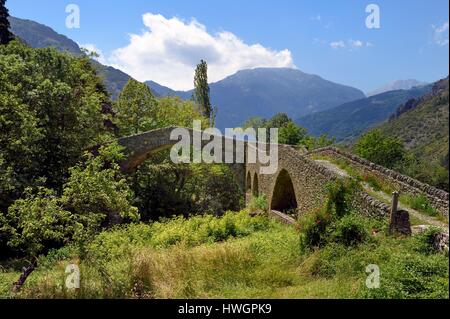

left=117, top=127, right=448, bottom=221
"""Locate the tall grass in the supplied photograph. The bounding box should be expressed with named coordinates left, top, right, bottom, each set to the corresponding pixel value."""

left=1, top=208, right=448, bottom=299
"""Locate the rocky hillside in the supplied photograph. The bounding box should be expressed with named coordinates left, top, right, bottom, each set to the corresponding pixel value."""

left=379, top=77, right=449, bottom=167
left=297, top=85, right=432, bottom=141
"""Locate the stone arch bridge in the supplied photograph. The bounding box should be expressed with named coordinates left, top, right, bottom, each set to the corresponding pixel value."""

left=117, top=127, right=449, bottom=222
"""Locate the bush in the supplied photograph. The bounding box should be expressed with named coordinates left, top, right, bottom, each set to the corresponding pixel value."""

left=329, top=214, right=369, bottom=246
left=354, top=130, right=406, bottom=169
left=248, top=195, right=268, bottom=214
left=299, top=208, right=332, bottom=252
left=360, top=253, right=449, bottom=299
left=325, top=179, right=359, bottom=218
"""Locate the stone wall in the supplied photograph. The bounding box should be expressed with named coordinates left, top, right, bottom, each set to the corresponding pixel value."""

left=307, top=147, right=449, bottom=218
left=247, top=145, right=393, bottom=220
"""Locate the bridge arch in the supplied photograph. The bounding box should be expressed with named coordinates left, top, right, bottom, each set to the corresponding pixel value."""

left=246, top=172, right=252, bottom=192
left=253, top=173, right=259, bottom=196
left=270, top=169, right=298, bottom=213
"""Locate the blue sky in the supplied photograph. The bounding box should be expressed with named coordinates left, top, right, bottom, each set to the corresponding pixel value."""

left=8, top=0, right=449, bottom=92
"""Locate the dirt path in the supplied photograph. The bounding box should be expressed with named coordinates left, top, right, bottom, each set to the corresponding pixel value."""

left=314, top=159, right=449, bottom=231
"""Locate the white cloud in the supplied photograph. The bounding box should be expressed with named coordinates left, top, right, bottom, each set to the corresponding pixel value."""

left=107, top=13, right=296, bottom=90
left=80, top=43, right=107, bottom=64
left=330, top=41, right=346, bottom=49
left=310, top=14, right=322, bottom=22
left=330, top=39, right=372, bottom=50
left=349, top=40, right=363, bottom=48
left=433, top=21, right=449, bottom=46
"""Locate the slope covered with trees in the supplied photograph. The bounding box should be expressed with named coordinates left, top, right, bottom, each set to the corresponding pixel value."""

left=297, top=85, right=432, bottom=141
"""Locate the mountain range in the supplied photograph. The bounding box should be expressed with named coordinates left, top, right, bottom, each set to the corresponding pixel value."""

left=297, top=84, right=432, bottom=141
left=366, top=79, right=427, bottom=97
left=8, top=16, right=441, bottom=137
left=146, top=68, right=366, bottom=129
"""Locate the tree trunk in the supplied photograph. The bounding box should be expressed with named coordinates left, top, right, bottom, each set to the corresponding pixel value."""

left=12, top=259, right=37, bottom=293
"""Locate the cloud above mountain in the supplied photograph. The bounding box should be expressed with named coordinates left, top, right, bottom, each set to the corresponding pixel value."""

left=108, top=13, right=296, bottom=90
left=433, top=21, right=449, bottom=46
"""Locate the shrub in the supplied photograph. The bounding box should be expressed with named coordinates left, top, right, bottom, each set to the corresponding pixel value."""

left=329, top=214, right=369, bottom=246
left=325, top=179, right=359, bottom=218
left=299, top=207, right=332, bottom=252
left=360, top=253, right=449, bottom=299
left=353, top=129, right=406, bottom=169
left=248, top=195, right=268, bottom=214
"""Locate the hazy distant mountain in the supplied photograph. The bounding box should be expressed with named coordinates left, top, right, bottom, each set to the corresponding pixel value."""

left=297, top=85, right=433, bottom=141
left=148, top=68, right=366, bottom=129
left=9, top=17, right=131, bottom=99
left=367, top=79, right=427, bottom=97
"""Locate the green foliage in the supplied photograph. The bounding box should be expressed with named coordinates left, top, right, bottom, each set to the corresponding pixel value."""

left=329, top=214, right=369, bottom=246
left=193, top=60, right=212, bottom=123
left=248, top=195, right=268, bottom=214
left=354, top=129, right=406, bottom=169
left=325, top=179, right=359, bottom=218
left=300, top=134, right=336, bottom=151
left=400, top=195, right=438, bottom=217
left=412, top=227, right=444, bottom=255
left=3, top=188, right=76, bottom=257
left=2, top=210, right=448, bottom=299
left=1, top=143, right=139, bottom=258
left=63, top=143, right=140, bottom=227
left=278, top=121, right=308, bottom=145
left=115, top=79, right=157, bottom=136
left=299, top=179, right=367, bottom=252
left=299, top=207, right=332, bottom=252
left=360, top=253, right=448, bottom=299
left=0, top=0, right=13, bottom=45
left=130, top=157, right=242, bottom=221
left=0, top=40, right=111, bottom=210
left=155, top=96, right=206, bottom=128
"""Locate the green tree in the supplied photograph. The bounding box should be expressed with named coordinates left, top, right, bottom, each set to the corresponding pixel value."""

left=2, top=143, right=139, bottom=258
left=354, top=129, right=406, bottom=169
left=115, top=79, right=157, bottom=136
left=0, top=0, right=13, bottom=45
left=300, top=134, right=336, bottom=151
left=193, top=60, right=212, bottom=123
left=242, top=116, right=267, bottom=131
left=0, top=41, right=110, bottom=209
left=279, top=121, right=307, bottom=145
left=266, top=113, right=291, bottom=129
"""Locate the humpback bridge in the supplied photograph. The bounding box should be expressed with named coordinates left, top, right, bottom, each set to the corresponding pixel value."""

left=117, top=127, right=449, bottom=221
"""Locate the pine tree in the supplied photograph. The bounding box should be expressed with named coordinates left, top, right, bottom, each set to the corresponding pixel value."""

left=0, top=0, right=13, bottom=45
left=193, top=60, right=213, bottom=123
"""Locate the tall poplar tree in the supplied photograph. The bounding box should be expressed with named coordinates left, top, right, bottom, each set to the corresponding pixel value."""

left=0, top=0, right=13, bottom=45
left=193, top=60, right=212, bottom=123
